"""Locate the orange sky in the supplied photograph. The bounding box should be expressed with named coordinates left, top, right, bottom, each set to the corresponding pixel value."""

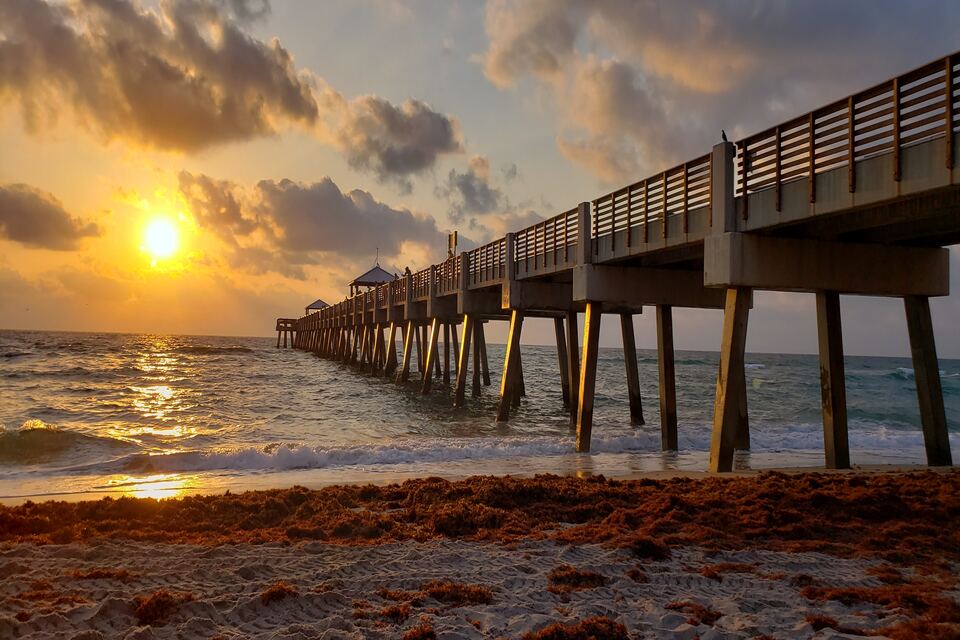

left=1, top=0, right=959, bottom=356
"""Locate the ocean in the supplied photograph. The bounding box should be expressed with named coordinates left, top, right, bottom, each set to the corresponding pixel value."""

left=1, top=329, right=957, bottom=503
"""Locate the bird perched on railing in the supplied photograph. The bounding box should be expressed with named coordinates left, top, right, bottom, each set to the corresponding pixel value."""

left=721, top=129, right=728, bottom=142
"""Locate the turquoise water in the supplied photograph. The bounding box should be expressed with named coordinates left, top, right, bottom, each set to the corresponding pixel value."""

left=0, top=330, right=957, bottom=502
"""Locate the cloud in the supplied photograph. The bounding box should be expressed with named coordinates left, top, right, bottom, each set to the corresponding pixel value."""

left=320, top=92, right=464, bottom=192
left=481, top=0, right=960, bottom=183
left=0, top=0, right=462, bottom=185
left=178, top=171, right=449, bottom=279
left=437, top=156, right=505, bottom=222
left=0, top=184, right=100, bottom=250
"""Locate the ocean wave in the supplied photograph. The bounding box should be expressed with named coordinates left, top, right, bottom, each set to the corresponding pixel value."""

left=2, top=351, right=33, bottom=358
left=0, top=422, right=138, bottom=465
left=42, top=427, right=960, bottom=477
left=172, top=345, right=254, bottom=355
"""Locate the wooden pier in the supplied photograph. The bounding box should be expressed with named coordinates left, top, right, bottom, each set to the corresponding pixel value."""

left=278, top=52, right=958, bottom=472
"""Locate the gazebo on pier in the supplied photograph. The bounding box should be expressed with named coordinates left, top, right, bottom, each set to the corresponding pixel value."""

left=305, top=298, right=329, bottom=316
left=349, top=263, right=396, bottom=296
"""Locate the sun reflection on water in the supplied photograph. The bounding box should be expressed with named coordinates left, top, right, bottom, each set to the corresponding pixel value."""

left=103, top=473, right=197, bottom=500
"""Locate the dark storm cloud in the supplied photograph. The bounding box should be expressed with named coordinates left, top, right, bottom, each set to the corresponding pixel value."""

left=0, top=184, right=100, bottom=250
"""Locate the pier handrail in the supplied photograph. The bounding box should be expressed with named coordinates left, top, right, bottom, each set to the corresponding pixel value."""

left=514, top=206, right=579, bottom=275
left=591, top=153, right=712, bottom=246
left=735, top=53, right=957, bottom=214
left=466, top=237, right=506, bottom=288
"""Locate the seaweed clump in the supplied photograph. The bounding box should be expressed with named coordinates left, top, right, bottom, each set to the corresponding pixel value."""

left=547, top=565, right=608, bottom=594
left=522, top=616, right=629, bottom=640
left=133, top=589, right=194, bottom=626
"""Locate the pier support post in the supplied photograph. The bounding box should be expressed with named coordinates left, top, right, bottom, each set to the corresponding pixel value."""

left=415, top=324, right=424, bottom=374
left=575, top=302, right=602, bottom=452
left=472, top=323, right=482, bottom=397
left=350, top=328, right=360, bottom=365
left=709, top=287, right=751, bottom=472
left=397, top=321, right=415, bottom=384
left=496, top=309, right=524, bottom=421
left=359, top=325, right=370, bottom=370
left=421, top=318, right=442, bottom=394
left=566, top=311, right=580, bottom=418
left=816, top=291, right=850, bottom=469
left=385, top=322, right=398, bottom=375
left=620, top=313, right=645, bottom=425
left=453, top=315, right=475, bottom=407
left=657, top=305, right=678, bottom=451
left=443, top=322, right=452, bottom=385
left=904, top=295, right=953, bottom=466
left=452, top=321, right=460, bottom=376
left=554, top=317, right=570, bottom=409
left=371, top=323, right=383, bottom=375
left=478, top=322, right=491, bottom=386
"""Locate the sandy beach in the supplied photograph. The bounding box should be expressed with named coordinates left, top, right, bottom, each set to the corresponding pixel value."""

left=1, top=470, right=958, bottom=639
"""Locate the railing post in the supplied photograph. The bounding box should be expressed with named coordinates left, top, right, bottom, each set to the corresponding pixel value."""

left=575, top=202, right=592, bottom=265
left=504, top=232, right=516, bottom=281
left=710, top=141, right=736, bottom=234
left=459, top=251, right=469, bottom=292
left=404, top=271, right=413, bottom=306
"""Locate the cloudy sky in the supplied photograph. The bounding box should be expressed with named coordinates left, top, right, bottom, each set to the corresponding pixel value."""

left=1, top=0, right=958, bottom=356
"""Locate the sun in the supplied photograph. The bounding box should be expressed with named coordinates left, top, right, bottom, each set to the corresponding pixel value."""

left=143, top=218, right=180, bottom=260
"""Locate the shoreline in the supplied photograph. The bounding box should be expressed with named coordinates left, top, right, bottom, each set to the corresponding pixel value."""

left=1, top=469, right=957, bottom=638
left=1, top=460, right=950, bottom=506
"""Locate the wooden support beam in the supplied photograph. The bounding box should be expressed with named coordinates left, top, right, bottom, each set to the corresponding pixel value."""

left=376, top=323, right=387, bottom=374
left=385, top=322, right=398, bottom=375
left=496, top=310, right=524, bottom=421
left=620, top=313, right=645, bottom=426
left=397, top=321, right=415, bottom=384
left=709, top=288, right=751, bottom=472
left=276, top=331, right=281, bottom=349
left=472, top=322, right=482, bottom=397
left=443, top=322, right=451, bottom=385
left=566, top=312, right=580, bottom=417
left=554, top=317, right=570, bottom=409
left=452, top=321, right=460, bottom=377
left=421, top=318, right=442, bottom=394
left=415, top=324, right=424, bottom=374
left=904, top=296, right=953, bottom=466
left=816, top=291, right=850, bottom=469
left=705, top=233, right=950, bottom=297
left=575, top=303, right=602, bottom=452
left=453, top=315, right=474, bottom=408
left=358, top=325, right=370, bottom=369
left=656, top=305, right=678, bottom=451
left=574, top=264, right=726, bottom=309
left=478, top=322, right=491, bottom=386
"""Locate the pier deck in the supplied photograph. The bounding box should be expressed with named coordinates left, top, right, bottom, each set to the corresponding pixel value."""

left=279, top=53, right=958, bottom=472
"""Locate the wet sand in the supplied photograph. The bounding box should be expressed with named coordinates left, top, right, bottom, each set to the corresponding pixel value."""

left=1, top=469, right=958, bottom=638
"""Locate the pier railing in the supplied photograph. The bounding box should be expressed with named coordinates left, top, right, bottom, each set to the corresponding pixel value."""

left=466, top=237, right=506, bottom=288
left=592, top=153, right=712, bottom=251
left=514, top=207, right=579, bottom=278
left=736, top=54, right=958, bottom=215
left=436, top=256, right=460, bottom=295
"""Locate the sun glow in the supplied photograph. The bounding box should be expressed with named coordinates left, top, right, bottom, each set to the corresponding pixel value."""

left=143, top=217, right=180, bottom=260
